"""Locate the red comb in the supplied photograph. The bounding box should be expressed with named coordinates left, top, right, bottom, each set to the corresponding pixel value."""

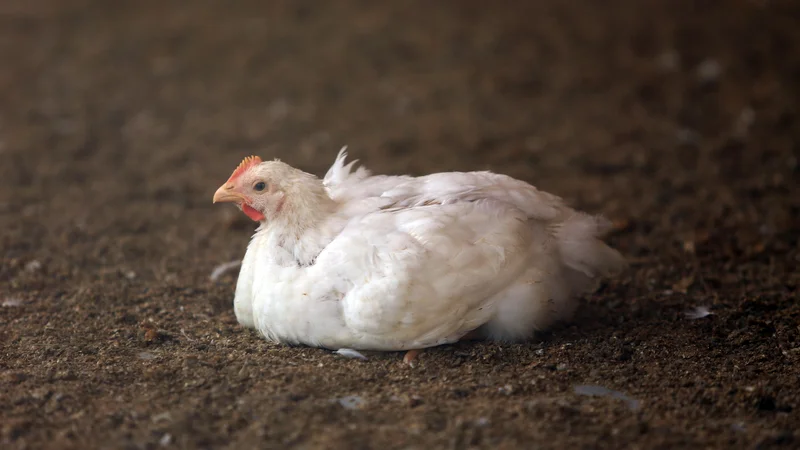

left=227, top=155, right=262, bottom=181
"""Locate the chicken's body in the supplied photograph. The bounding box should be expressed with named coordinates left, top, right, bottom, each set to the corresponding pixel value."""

left=216, top=150, right=625, bottom=354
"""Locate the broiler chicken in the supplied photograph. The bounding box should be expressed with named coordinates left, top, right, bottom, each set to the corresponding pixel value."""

left=213, top=149, right=625, bottom=363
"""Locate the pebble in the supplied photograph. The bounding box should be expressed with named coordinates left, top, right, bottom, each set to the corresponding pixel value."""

left=696, top=59, right=722, bottom=82
left=151, top=412, right=172, bottom=423
left=735, top=108, right=755, bottom=136
left=138, top=352, right=157, bottom=360
left=657, top=50, right=680, bottom=71
left=336, top=395, right=365, bottom=410
left=498, top=385, right=514, bottom=395
left=574, top=384, right=641, bottom=411
left=2, top=297, right=23, bottom=307
left=475, top=417, right=490, bottom=427
left=159, top=433, right=172, bottom=446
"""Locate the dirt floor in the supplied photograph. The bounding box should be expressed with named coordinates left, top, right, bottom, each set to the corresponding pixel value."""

left=1, top=0, right=798, bottom=448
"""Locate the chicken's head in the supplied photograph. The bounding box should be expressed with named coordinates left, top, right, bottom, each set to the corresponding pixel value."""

left=214, top=155, right=334, bottom=226
left=212, top=155, right=286, bottom=222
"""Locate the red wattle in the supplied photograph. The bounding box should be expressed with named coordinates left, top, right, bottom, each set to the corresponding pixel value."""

left=242, top=204, right=265, bottom=222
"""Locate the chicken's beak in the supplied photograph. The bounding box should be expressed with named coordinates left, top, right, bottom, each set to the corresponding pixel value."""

left=213, top=184, right=246, bottom=204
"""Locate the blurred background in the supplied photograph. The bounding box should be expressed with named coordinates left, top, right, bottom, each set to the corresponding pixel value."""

left=1, top=0, right=798, bottom=448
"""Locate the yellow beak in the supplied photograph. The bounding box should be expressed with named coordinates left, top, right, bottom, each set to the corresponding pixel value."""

left=213, top=184, right=246, bottom=204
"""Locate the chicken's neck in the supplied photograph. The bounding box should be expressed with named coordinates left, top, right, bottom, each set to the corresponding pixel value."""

left=258, top=185, right=339, bottom=267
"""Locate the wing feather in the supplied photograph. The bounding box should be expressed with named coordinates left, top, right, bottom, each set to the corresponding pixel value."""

left=314, top=198, right=532, bottom=349
left=314, top=151, right=623, bottom=349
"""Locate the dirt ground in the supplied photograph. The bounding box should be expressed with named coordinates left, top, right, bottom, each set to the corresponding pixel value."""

left=1, top=0, right=798, bottom=448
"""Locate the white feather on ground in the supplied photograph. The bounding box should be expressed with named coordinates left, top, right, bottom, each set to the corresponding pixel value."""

left=335, top=348, right=369, bottom=360
left=209, top=260, right=242, bottom=281
left=685, top=306, right=713, bottom=319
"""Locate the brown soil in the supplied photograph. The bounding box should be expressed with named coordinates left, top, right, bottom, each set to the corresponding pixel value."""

left=2, top=0, right=798, bottom=449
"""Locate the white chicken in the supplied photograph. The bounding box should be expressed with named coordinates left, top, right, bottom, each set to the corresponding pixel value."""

left=213, top=149, right=625, bottom=363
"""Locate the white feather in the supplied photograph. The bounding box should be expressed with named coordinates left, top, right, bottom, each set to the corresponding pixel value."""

left=335, top=348, right=369, bottom=360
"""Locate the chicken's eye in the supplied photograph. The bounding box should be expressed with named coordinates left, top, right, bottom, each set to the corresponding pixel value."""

left=254, top=182, right=267, bottom=192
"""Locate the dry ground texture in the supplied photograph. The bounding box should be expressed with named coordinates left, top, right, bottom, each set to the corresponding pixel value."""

left=1, top=0, right=799, bottom=449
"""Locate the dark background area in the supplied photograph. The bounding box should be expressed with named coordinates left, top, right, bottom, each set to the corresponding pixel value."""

left=1, top=0, right=798, bottom=448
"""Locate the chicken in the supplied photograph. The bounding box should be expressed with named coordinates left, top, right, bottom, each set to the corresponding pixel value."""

left=213, top=149, right=625, bottom=363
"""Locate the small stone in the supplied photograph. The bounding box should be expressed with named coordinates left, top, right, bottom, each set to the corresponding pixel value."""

left=2, top=297, right=23, bottom=307
left=144, top=329, right=159, bottom=342
left=611, top=218, right=631, bottom=232
left=676, top=128, right=699, bottom=145
left=336, top=395, right=365, bottom=410
left=140, top=321, right=161, bottom=342
left=138, top=352, right=157, bottom=360
left=574, top=384, right=641, bottom=411
left=672, top=275, right=695, bottom=294
left=151, top=412, right=172, bottom=423
left=734, top=108, right=755, bottom=136
left=657, top=50, right=680, bottom=71
left=696, top=59, right=722, bottom=82
left=731, top=422, right=746, bottom=432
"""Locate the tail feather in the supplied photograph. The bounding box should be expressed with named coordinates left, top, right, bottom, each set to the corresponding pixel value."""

left=323, top=146, right=372, bottom=189
left=555, top=213, right=626, bottom=281
left=323, top=146, right=351, bottom=187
